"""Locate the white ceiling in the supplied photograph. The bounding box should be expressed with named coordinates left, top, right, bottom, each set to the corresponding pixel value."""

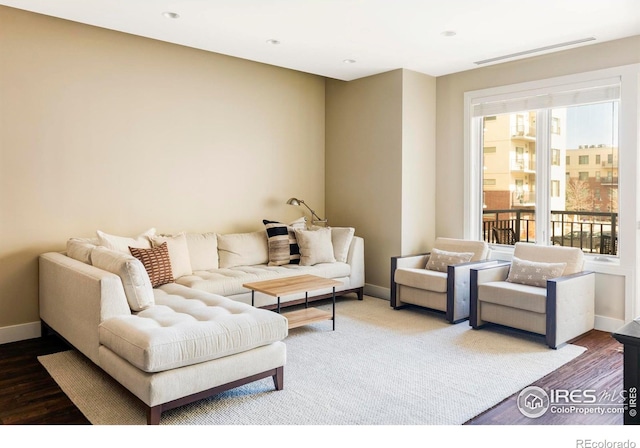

left=2, top=0, right=639, bottom=81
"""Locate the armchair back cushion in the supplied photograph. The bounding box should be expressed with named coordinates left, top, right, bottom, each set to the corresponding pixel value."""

left=433, top=237, right=489, bottom=262
left=512, top=242, right=584, bottom=276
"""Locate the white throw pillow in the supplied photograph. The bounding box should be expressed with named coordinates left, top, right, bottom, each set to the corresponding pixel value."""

left=91, top=246, right=154, bottom=311
left=506, top=256, right=567, bottom=288
left=330, top=227, right=355, bottom=263
left=185, top=232, right=219, bottom=271
left=217, top=231, right=269, bottom=268
left=294, top=227, right=337, bottom=266
left=149, top=233, right=193, bottom=278
left=425, top=248, right=474, bottom=272
left=96, top=228, right=156, bottom=253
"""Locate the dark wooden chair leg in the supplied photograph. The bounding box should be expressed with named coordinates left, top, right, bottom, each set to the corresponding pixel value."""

left=273, top=366, right=284, bottom=391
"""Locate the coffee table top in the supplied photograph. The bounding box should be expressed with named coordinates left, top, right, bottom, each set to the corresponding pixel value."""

left=243, top=274, right=342, bottom=297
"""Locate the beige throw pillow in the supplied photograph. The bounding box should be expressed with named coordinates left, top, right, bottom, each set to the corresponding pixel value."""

left=96, top=228, right=156, bottom=253
left=185, top=232, right=219, bottom=271
left=149, top=233, right=193, bottom=278
left=294, top=228, right=336, bottom=266
left=506, top=256, right=567, bottom=288
left=331, top=227, right=355, bottom=263
left=425, top=248, right=474, bottom=272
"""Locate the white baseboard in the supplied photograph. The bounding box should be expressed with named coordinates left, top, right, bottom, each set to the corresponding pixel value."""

left=0, top=321, right=41, bottom=345
left=364, top=284, right=390, bottom=300
left=594, top=315, right=625, bottom=333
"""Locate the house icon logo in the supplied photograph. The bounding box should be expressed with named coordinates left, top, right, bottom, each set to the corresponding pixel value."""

left=517, top=386, right=550, bottom=418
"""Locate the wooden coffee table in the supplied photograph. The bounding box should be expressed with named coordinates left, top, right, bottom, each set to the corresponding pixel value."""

left=243, top=275, right=342, bottom=330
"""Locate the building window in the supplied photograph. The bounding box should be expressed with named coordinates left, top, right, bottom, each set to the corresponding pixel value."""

left=596, top=171, right=601, bottom=181
left=579, top=172, right=589, bottom=181
left=579, top=155, right=589, bottom=165
left=566, top=156, right=570, bottom=165
left=596, top=155, right=601, bottom=164
left=484, top=179, right=497, bottom=186
left=608, top=154, right=614, bottom=164
left=551, top=180, right=560, bottom=197
left=483, top=146, right=497, bottom=154
left=552, top=149, right=561, bottom=166
left=552, top=117, right=561, bottom=134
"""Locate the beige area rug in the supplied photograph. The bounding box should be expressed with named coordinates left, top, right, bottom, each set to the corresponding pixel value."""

left=38, top=296, right=586, bottom=425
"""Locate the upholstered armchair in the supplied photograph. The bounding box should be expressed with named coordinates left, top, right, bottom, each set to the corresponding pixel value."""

left=391, top=238, right=496, bottom=323
left=470, top=242, right=595, bottom=349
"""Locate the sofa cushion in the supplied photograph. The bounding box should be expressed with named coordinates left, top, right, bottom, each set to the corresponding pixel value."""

left=149, top=233, right=193, bottom=278
left=478, top=281, right=547, bottom=314
left=506, top=256, right=566, bottom=288
left=294, top=227, right=336, bottom=266
left=425, top=248, right=474, bottom=272
left=98, top=284, right=288, bottom=373
left=513, top=242, right=583, bottom=276
left=96, top=228, right=156, bottom=253
left=433, top=237, right=489, bottom=262
left=217, top=231, right=269, bottom=268
left=129, top=243, right=175, bottom=288
left=66, top=237, right=99, bottom=264
left=91, top=246, right=155, bottom=311
left=331, top=227, right=355, bottom=263
left=394, top=267, right=448, bottom=293
left=185, top=232, right=218, bottom=271
left=178, top=262, right=351, bottom=297
left=263, top=218, right=305, bottom=266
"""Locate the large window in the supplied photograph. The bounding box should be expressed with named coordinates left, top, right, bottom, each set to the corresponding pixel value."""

left=473, top=79, right=620, bottom=256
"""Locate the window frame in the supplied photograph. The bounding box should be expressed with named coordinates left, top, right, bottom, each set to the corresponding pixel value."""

left=463, top=64, right=640, bottom=322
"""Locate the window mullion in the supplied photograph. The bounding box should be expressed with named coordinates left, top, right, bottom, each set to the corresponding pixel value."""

left=536, top=110, right=551, bottom=245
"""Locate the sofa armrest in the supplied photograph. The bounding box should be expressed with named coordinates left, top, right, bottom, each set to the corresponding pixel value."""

left=447, top=260, right=502, bottom=323
left=390, top=253, right=430, bottom=308
left=39, top=252, right=131, bottom=364
left=546, top=271, right=595, bottom=348
left=346, top=236, right=365, bottom=290
left=469, top=261, right=511, bottom=328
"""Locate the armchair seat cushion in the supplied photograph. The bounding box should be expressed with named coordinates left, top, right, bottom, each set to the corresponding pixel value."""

left=478, top=281, right=547, bottom=314
left=394, top=268, right=447, bottom=293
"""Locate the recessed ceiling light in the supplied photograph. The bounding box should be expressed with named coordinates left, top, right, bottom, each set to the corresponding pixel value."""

left=343, top=59, right=356, bottom=64
left=441, top=30, right=456, bottom=37
left=162, top=11, right=180, bottom=19
left=266, top=39, right=281, bottom=45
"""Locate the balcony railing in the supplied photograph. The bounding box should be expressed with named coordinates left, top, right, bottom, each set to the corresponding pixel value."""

left=482, top=209, right=618, bottom=255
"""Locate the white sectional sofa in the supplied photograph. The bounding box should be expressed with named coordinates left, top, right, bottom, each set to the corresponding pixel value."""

left=39, top=224, right=364, bottom=424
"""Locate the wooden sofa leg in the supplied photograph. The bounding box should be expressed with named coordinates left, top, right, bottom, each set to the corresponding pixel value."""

left=273, top=366, right=284, bottom=391
left=147, top=405, right=162, bottom=425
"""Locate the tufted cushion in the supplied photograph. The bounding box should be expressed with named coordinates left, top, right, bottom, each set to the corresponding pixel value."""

left=98, top=284, right=288, bottom=373
left=394, top=267, right=448, bottom=293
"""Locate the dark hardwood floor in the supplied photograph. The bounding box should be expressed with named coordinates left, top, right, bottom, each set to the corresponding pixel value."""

left=0, top=329, right=623, bottom=425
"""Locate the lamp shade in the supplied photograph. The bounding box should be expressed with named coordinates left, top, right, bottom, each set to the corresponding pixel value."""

left=286, top=198, right=301, bottom=206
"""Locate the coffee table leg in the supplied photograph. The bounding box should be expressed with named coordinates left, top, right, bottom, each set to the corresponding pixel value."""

left=277, top=296, right=281, bottom=314
left=251, top=290, right=255, bottom=307
left=305, top=291, right=308, bottom=308
left=332, top=286, right=336, bottom=331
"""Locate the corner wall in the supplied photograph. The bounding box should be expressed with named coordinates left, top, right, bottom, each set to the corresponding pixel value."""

left=326, top=69, right=436, bottom=296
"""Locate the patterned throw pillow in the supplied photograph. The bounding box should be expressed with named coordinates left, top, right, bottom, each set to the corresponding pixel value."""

left=263, top=218, right=305, bottom=266
left=129, top=242, right=174, bottom=288
left=425, top=248, right=474, bottom=272
left=506, top=257, right=567, bottom=288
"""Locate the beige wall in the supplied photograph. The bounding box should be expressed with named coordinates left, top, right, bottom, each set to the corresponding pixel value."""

left=0, top=7, right=326, bottom=330
left=325, top=69, right=436, bottom=294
